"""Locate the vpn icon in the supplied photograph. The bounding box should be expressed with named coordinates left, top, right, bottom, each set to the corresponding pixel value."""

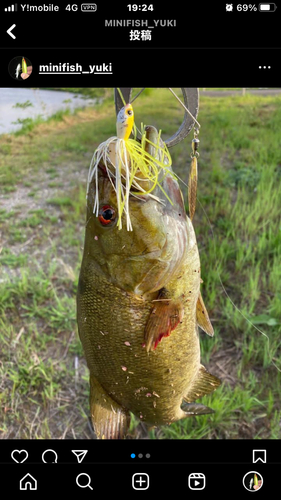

left=71, top=450, right=88, bottom=463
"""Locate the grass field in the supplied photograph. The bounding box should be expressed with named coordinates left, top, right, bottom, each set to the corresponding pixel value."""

left=0, top=88, right=280, bottom=439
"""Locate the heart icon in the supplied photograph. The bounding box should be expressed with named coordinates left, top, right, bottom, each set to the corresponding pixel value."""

left=11, top=449, right=28, bottom=463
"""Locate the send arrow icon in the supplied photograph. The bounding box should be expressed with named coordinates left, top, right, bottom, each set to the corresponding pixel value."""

left=71, top=450, right=88, bottom=463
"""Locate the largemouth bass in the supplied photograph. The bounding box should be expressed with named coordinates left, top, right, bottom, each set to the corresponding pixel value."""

left=77, top=105, right=220, bottom=439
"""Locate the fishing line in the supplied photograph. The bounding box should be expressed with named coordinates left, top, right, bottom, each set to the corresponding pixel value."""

left=175, top=171, right=281, bottom=373
left=198, top=198, right=281, bottom=373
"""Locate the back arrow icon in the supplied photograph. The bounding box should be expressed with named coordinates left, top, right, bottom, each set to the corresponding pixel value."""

left=7, top=24, right=16, bottom=39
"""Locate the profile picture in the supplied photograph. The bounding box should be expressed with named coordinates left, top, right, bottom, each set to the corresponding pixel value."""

left=8, top=56, right=33, bottom=80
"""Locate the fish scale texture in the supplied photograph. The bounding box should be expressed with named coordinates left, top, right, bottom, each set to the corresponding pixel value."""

left=77, top=218, right=202, bottom=425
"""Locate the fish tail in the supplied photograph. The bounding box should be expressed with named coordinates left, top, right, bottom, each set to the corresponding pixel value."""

left=184, top=364, right=221, bottom=403
left=90, top=375, right=130, bottom=439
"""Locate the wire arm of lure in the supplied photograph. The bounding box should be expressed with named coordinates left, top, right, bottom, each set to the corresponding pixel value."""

left=167, top=88, right=200, bottom=132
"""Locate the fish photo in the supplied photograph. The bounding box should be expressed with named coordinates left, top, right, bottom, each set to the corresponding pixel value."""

left=0, top=87, right=280, bottom=440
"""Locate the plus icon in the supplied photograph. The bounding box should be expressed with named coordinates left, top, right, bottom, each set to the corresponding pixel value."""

left=132, top=473, right=150, bottom=490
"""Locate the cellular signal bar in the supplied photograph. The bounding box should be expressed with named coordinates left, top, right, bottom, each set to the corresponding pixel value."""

left=4, top=4, right=17, bottom=11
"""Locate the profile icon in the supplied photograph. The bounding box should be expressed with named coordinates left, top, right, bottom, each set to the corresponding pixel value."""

left=8, top=56, right=33, bottom=80
left=242, top=471, right=263, bottom=491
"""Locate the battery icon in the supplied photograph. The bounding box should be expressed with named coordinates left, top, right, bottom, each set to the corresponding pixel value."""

left=258, top=3, right=277, bottom=11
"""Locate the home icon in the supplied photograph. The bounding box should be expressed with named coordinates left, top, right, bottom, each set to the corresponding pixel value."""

left=19, top=473, right=37, bottom=490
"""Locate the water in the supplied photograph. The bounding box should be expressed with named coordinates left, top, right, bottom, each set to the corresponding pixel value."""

left=0, top=88, right=97, bottom=134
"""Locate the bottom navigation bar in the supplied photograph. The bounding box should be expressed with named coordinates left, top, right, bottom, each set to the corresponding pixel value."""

left=1, top=464, right=272, bottom=494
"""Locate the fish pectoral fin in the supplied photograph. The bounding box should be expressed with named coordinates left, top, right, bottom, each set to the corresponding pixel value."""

left=196, top=292, right=214, bottom=337
left=90, top=375, right=130, bottom=439
left=184, top=365, right=221, bottom=402
left=181, top=401, right=215, bottom=416
left=144, top=298, right=184, bottom=352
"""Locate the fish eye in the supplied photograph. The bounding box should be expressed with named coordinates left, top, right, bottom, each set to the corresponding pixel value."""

left=127, top=109, right=133, bottom=116
left=98, top=205, right=116, bottom=226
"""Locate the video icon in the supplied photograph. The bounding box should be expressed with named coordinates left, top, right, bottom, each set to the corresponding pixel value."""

left=188, top=473, right=206, bottom=490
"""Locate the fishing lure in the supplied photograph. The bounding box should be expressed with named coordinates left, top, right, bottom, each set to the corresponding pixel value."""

left=22, top=57, right=27, bottom=74
left=87, top=102, right=174, bottom=231
left=188, top=129, right=200, bottom=221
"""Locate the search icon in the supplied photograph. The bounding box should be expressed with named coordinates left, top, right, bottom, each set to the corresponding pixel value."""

left=76, top=473, right=93, bottom=490
left=42, top=449, right=58, bottom=463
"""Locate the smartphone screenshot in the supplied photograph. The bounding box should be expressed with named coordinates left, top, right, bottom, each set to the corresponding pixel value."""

left=1, top=1, right=280, bottom=495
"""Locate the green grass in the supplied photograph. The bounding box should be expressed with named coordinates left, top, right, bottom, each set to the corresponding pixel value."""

left=0, top=88, right=280, bottom=439
left=13, top=100, right=33, bottom=109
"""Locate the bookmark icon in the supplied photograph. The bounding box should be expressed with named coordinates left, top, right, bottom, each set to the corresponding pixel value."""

left=252, top=450, right=267, bottom=463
